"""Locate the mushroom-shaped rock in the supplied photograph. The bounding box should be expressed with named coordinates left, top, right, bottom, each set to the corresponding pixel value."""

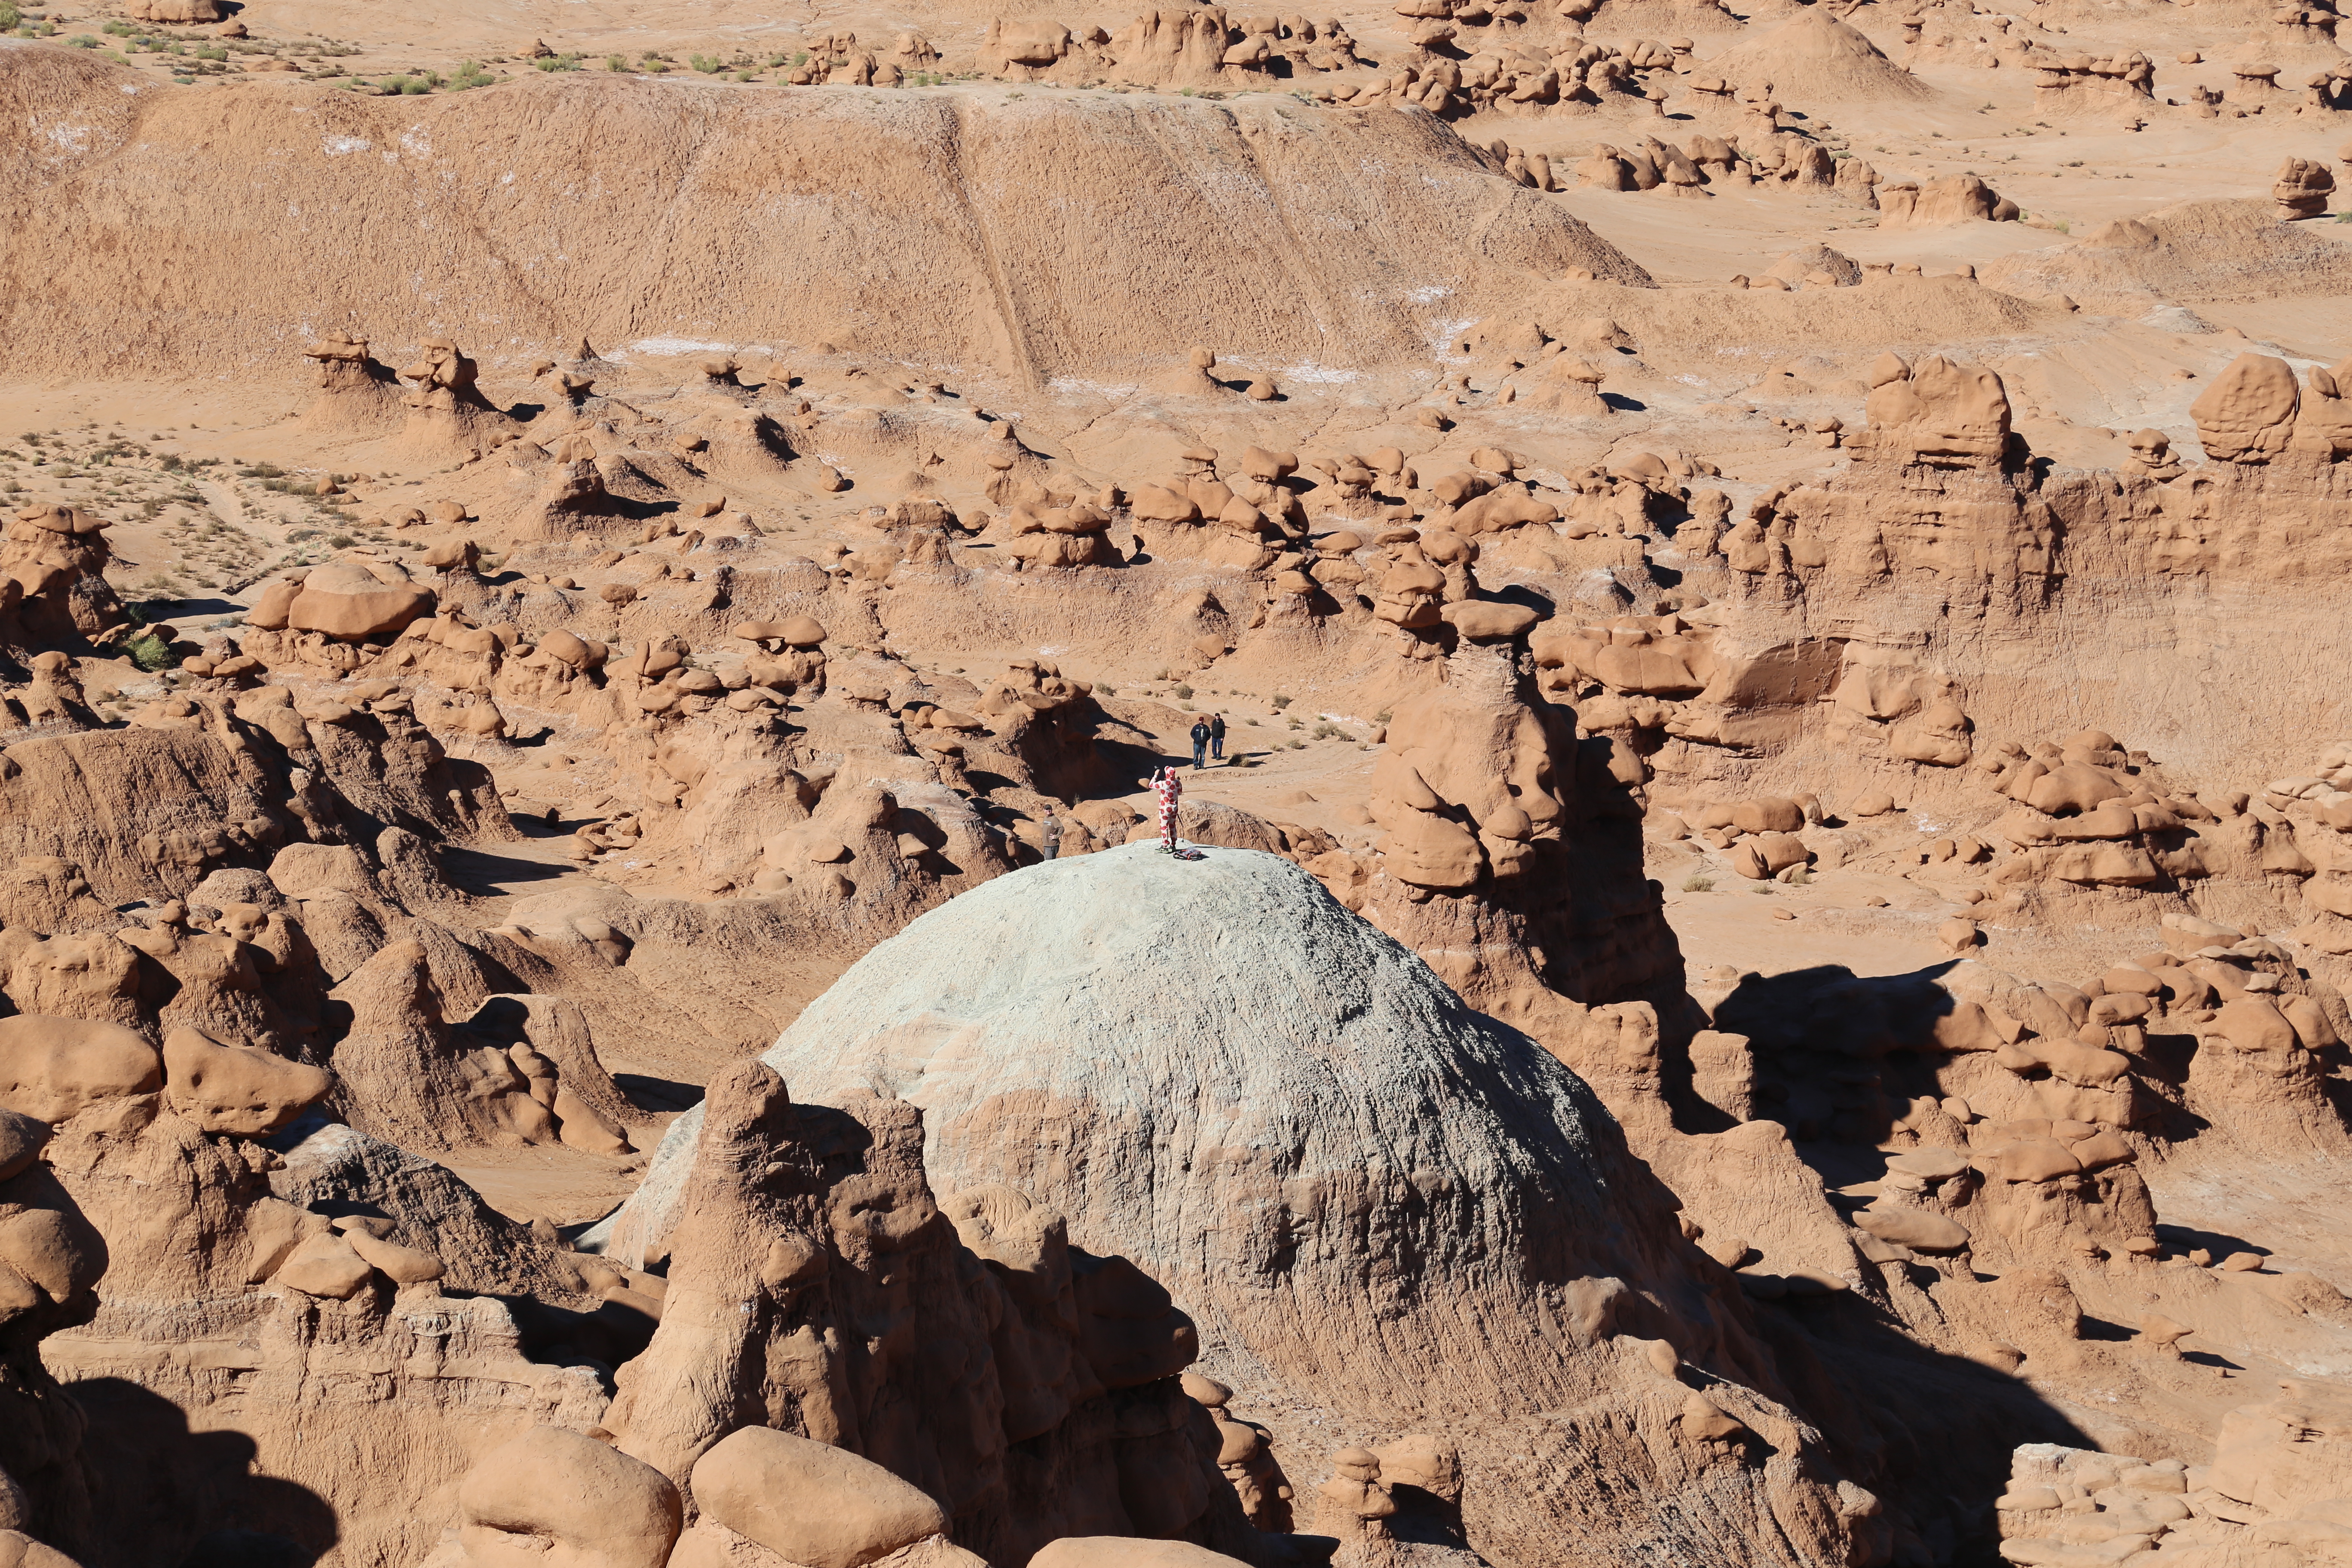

left=13, top=504, right=107, bottom=537
left=774, top=616, right=829, bottom=648
left=161, top=1027, right=332, bottom=1137
left=2192, top=353, right=2300, bottom=463
left=1856, top=1205, right=1970, bottom=1254
left=420, top=538, right=480, bottom=573
left=1851, top=355, right=2013, bottom=469
left=2212, top=996, right=2300, bottom=1054
left=1240, top=446, right=1298, bottom=482
left=1886, top=1148, right=1968, bottom=1181
left=284, top=560, right=437, bottom=640
left=691, top=1427, right=949, bottom=1568
left=342, top=1227, right=447, bottom=1284
left=1374, top=558, right=1446, bottom=629
left=1441, top=601, right=1539, bottom=641
left=273, top=1232, right=375, bottom=1299
left=451, top=1427, right=683, bottom=1568
left=1995, top=1140, right=2082, bottom=1183
left=0, top=1017, right=162, bottom=1124
left=2275, top=155, right=2335, bottom=219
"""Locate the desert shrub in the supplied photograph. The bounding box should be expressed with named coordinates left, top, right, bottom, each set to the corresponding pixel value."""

left=125, top=632, right=178, bottom=672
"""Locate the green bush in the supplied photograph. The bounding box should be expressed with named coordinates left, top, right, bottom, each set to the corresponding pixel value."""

left=606, top=53, right=626, bottom=70
left=690, top=52, right=721, bottom=72
left=125, top=632, right=178, bottom=672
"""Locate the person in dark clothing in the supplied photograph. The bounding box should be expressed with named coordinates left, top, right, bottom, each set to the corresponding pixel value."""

left=1040, top=813, right=1063, bottom=860
left=1189, top=718, right=1212, bottom=770
left=1209, top=711, right=1226, bottom=760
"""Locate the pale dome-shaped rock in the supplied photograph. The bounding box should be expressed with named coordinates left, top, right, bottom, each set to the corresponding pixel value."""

left=603, top=845, right=1868, bottom=1568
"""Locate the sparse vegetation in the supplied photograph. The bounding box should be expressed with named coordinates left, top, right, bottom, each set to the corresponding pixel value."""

left=1681, top=874, right=1714, bottom=893
left=127, top=634, right=181, bottom=676
left=1270, top=693, right=1292, bottom=710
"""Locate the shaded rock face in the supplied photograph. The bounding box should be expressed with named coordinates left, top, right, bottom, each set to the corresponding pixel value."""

left=603, top=1060, right=1259, bottom=1568
left=613, top=846, right=1871, bottom=1568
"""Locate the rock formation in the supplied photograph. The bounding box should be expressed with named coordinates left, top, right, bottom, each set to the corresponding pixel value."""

left=4, top=23, right=2352, bottom=1568
left=610, top=847, right=1893, bottom=1568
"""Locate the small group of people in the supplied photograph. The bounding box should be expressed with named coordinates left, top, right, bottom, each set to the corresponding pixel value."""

left=1034, top=714, right=1228, bottom=863
left=1188, top=711, right=1226, bottom=770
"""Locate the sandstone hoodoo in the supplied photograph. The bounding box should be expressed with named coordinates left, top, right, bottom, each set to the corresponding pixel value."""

left=5, top=2, right=2352, bottom=1563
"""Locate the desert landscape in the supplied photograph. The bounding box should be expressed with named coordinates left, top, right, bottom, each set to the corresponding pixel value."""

left=3, top=0, right=2352, bottom=1559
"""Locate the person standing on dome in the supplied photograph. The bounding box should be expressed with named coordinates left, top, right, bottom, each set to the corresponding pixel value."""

left=1152, top=765, right=1183, bottom=853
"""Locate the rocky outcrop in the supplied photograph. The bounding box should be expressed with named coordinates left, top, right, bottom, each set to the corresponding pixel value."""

left=609, top=846, right=1880, bottom=1568
left=603, top=1059, right=1259, bottom=1566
